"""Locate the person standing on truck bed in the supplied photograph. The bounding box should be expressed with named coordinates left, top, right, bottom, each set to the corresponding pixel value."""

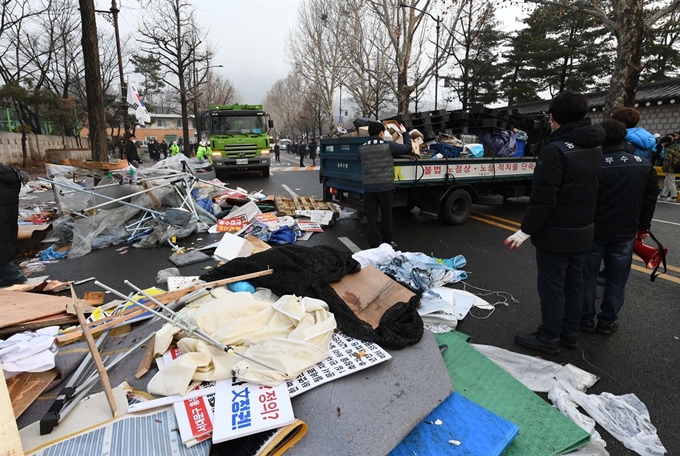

left=358, top=121, right=413, bottom=249
left=504, top=90, right=605, bottom=355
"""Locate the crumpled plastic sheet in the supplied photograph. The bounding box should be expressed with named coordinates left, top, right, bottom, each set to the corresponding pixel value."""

left=132, top=218, right=204, bottom=249
left=549, top=384, right=609, bottom=456
left=156, top=267, right=180, bottom=284
left=556, top=380, right=667, bottom=456
left=472, top=344, right=599, bottom=393
left=379, top=252, right=467, bottom=296
left=37, top=245, right=69, bottom=261
left=68, top=183, right=175, bottom=258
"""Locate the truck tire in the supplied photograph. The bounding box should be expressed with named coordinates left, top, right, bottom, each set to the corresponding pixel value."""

left=442, top=189, right=472, bottom=225
left=262, top=167, right=270, bottom=177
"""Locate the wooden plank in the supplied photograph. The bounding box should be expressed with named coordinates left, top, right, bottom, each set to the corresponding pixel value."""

left=135, top=335, right=156, bottom=379
left=74, top=300, right=117, bottom=418
left=274, top=196, right=287, bottom=216
left=0, top=291, right=70, bottom=329
left=292, top=196, right=303, bottom=212
left=56, top=303, right=159, bottom=346
left=0, top=361, right=24, bottom=456
left=330, top=266, right=416, bottom=329
left=0, top=314, right=77, bottom=337
left=83, top=291, right=105, bottom=305
left=6, top=369, right=58, bottom=418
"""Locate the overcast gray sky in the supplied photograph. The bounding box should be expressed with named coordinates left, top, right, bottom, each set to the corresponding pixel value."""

left=114, top=0, right=524, bottom=108
left=117, top=0, right=302, bottom=103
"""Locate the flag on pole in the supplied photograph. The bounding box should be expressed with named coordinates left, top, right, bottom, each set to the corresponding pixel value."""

left=126, top=81, right=151, bottom=125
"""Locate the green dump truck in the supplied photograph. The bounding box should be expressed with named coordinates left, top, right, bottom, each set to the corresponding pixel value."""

left=209, top=104, right=274, bottom=178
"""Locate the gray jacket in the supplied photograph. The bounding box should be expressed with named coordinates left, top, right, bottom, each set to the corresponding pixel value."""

left=358, top=135, right=413, bottom=192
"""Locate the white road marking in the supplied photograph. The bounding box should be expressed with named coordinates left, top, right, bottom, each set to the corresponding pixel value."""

left=652, top=218, right=680, bottom=227
left=282, top=184, right=298, bottom=197
left=338, top=237, right=361, bottom=253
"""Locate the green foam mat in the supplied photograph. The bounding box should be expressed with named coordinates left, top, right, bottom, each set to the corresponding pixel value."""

left=435, top=331, right=589, bottom=456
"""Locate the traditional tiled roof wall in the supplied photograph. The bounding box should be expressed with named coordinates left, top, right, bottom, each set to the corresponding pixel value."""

left=505, top=78, right=680, bottom=136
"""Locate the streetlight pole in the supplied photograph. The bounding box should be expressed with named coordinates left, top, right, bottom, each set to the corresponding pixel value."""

left=399, top=3, right=440, bottom=111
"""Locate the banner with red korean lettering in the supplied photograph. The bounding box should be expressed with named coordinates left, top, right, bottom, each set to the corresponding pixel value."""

left=212, top=377, right=294, bottom=444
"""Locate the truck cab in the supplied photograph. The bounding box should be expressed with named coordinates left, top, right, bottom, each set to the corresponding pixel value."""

left=209, top=104, right=274, bottom=178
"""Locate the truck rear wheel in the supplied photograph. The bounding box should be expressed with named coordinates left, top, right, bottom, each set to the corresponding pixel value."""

left=442, top=189, right=472, bottom=225
left=262, top=167, right=270, bottom=177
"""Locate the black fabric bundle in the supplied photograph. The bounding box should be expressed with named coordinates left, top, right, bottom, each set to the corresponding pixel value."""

left=200, top=245, right=423, bottom=349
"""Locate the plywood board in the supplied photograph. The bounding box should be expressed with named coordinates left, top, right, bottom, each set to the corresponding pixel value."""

left=0, top=313, right=77, bottom=337
left=6, top=369, right=58, bottom=418
left=0, top=361, right=24, bottom=456
left=331, top=265, right=416, bottom=329
left=0, top=291, right=71, bottom=328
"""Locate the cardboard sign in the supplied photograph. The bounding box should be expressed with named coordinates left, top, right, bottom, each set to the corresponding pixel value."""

left=296, top=221, right=323, bottom=232
left=217, top=215, right=247, bottom=233
left=212, top=377, right=294, bottom=444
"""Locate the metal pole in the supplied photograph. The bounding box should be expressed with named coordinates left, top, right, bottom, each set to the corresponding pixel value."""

left=94, top=280, right=287, bottom=375
left=435, top=17, right=440, bottom=111
left=38, top=177, right=165, bottom=216
left=110, top=0, right=129, bottom=137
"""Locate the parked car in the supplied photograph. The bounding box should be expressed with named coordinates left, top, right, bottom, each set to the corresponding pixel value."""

left=278, top=139, right=291, bottom=152
left=135, top=140, right=149, bottom=153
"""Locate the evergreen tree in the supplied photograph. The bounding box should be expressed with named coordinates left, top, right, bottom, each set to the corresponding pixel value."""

left=503, top=4, right=613, bottom=105
left=640, top=9, right=680, bottom=83
left=445, top=0, right=506, bottom=110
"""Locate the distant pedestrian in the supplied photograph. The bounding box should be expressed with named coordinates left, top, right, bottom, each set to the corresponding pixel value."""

left=170, top=141, right=180, bottom=157
left=118, top=139, right=126, bottom=160
left=660, top=136, right=680, bottom=201
left=274, top=143, right=280, bottom=162
left=125, top=137, right=141, bottom=165
left=309, top=139, right=318, bottom=166
left=149, top=140, right=159, bottom=162
left=160, top=139, right=168, bottom=159
left=298, top=141, right=306, bottom=167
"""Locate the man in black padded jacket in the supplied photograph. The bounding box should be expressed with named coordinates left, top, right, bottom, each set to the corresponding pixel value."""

left=581, top=119, right=659, bottom=336
left=505, top=91, right=605, bottom=355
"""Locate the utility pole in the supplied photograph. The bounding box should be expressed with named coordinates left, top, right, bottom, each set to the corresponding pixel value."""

left=79, top=0, right=108, bottom=161
left=111, top=0, right=129, bottom=137
left=96, top=0, right=129, bottom=138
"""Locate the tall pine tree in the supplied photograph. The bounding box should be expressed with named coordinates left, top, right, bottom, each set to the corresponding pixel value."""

left=445, top=0, right=506, bottom=110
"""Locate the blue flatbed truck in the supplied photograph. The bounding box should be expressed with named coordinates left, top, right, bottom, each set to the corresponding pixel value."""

left=319, top=137, right=538, bottom=225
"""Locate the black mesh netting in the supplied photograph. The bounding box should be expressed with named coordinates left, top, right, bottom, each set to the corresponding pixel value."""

left=199, top=245, right=423, bottom=349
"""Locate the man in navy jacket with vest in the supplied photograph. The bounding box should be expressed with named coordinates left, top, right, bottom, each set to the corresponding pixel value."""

left=581, top=119, right=659, bottom=335
left=358, top=122, right=413, bottom=248
left=505, top=91, right=605, bottom=355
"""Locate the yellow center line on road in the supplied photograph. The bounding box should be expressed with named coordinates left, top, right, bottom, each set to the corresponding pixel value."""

left=470, top=212, right=680, bottom=283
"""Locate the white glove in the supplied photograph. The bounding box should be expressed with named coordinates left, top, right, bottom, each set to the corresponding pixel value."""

left=398, top=122, right=407, bottom=134
left=505, top=229, right=530, bottom=250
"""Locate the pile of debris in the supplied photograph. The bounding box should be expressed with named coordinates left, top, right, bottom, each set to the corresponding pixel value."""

left=1, top=161, right=668, bottom=456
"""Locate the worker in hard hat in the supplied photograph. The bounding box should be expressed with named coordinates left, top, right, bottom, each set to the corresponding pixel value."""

left=169, top=141, right=180, bottom=157
left=196, top=141, right=212, bottom=164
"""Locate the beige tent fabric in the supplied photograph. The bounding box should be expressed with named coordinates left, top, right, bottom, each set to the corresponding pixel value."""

left=148, top=288, right=337, bottom=396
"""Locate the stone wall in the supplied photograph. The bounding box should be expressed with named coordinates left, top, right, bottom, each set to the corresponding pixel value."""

left=589, top=104, right=680, bottom=136
left=0, top=132, right=91, bottom=165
